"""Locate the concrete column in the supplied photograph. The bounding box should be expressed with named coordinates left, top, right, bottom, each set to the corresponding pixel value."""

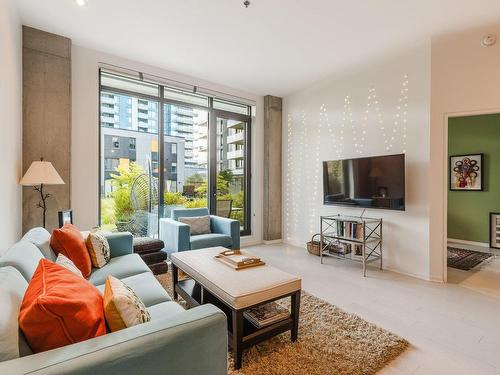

left=22, top=27, right=71, bottom=233
left=263, top=95, right=283, bottom=241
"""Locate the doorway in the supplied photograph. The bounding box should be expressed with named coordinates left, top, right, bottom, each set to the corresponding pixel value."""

left=446, top=113, right=500, bottom=296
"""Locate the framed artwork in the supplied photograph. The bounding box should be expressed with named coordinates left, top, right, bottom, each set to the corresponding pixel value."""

left=490, top=212, right=500, bottom=249
left=58, top=210, right=73, bottom=228
left=449, top=154, right=483, bottom=191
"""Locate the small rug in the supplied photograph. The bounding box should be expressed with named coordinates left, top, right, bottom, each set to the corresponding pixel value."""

left=447, top=247, right=493, bottom=271
left=156, top=272, right=409, bottom=375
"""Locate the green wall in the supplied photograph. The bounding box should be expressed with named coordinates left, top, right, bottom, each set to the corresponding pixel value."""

left=448, top=113, right=500, bottom=243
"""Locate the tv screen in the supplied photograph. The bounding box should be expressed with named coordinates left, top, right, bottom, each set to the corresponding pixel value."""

left=323, top=154, right=405, bottom=211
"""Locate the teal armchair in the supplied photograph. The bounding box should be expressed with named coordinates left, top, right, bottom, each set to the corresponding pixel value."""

left=159, top=208, right=240, bottom=257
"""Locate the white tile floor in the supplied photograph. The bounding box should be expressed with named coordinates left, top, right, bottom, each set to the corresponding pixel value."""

left=245, top=243, right=500, bottom=375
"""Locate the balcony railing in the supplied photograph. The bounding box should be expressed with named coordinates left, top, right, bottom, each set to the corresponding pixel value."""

left=227, top=149, right=244, bottom=160
left=226, top=121, right=245, bottom=130
left=227, top=132, right=245, bottom=145
left=100, top=96, right=116, bottom=105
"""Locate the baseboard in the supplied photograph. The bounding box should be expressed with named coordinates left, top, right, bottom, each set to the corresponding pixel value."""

left=383, top=265, right=436, bottom=282
left=241, top=237, right=264, bottom=247
left=263, top=239, right=283, bottom=245
left=447, top=238, right=489, bottom=248
left=283, top=237, right=304, bottom=248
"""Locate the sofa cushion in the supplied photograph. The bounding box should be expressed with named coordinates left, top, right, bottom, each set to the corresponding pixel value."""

left=171, top=207, right=209, bottom=221
left=50, top=224, right=92, bottom=278
left=179, top=215, right=211, bottom=235
left=190, top=233, right=232, bottom=250
left=146, top=301, right=185, bottom=320
left=21, top=227, right=55, bottom=261
left=0, top=267, right=28, bottom=361
left=56, top=253, right=83, bottom=278
left=86, top=230, right=111, bottom=268
left=103, top=275, right=151, bottom=332
left=96, top=271, right=171, bottom=307
left=88, top=253, right=150, bottom=286
left=0, top=241, right=44, bottom=281
left=19, top=259, right=107, bottom=353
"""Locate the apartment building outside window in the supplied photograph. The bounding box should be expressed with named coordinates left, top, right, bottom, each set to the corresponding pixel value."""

left=99, top=70, right=253, bottom=236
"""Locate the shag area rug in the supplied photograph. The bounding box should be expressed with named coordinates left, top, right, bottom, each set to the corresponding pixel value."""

left=447, top=247, right=493, bottom=271
left=156, top=272, right=408, bottom=375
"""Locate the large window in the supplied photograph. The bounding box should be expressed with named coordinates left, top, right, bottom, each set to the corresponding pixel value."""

left=99, top=70, right=252, bottom=236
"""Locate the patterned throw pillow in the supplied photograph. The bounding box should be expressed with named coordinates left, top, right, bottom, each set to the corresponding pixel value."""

left=178, top=215, right=211, bottom=235
left=55, top=253, right=83, bottom=278
left=86, top=231, right=110, bottom=269
left=103, top=275, right=151, bottom=332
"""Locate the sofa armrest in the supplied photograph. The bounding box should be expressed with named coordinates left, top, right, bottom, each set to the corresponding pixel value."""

left=210, top=216, right=240, bottom=250
left=0, top=304, right=227, bottom=375
left=159, top=218, right=191, bottom=256
left=104, top=232, right=133, bottom=258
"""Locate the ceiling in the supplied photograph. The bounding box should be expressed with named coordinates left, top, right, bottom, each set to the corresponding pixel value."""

left=14, top=0, right=500, bottom=96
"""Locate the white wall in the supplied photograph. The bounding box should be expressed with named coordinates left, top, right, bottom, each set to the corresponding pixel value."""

left=71, top=45, right=264, bottom=246
left=429, top=24, right=500, bottom=281
left=0, top=0, right=22, bottom=252
left=283, top=43, right=432, bottom=280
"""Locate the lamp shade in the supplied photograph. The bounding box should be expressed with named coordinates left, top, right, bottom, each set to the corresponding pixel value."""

left=20, top=161, right=65, bottom=186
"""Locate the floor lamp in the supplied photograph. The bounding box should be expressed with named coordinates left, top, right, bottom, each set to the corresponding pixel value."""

left=20, top=158, right=65, bottom=228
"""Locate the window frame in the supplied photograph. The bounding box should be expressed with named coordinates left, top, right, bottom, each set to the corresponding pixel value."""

left=98, top=69, right=253, bottom=236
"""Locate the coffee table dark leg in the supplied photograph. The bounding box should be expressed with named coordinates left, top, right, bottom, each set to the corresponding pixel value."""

left=231, top=309, right=244, bottom=369
left=291, top=290, right=300, bottom=342
left=172, top=263, right=178, bottom=300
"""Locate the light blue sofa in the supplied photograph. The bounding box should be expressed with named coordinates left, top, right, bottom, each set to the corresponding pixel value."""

left=0, top=227, right=227, bottom=375
left=160, top=208, right=240, bottom=257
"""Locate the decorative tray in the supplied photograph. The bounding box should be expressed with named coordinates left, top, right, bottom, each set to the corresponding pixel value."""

left=214, top=249, right=265, bottom=270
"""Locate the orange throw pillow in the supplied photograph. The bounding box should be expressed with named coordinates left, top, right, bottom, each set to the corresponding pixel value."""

left=51, top=223, right=92, bottom=278
left=19, top=259, right=107, bottom=353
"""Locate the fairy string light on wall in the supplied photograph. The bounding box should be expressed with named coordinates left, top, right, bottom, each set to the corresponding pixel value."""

left=388, top=74, right=409, bottom=152
left=358, top=87, right=378, bottom=155
left=310, top=105, right=326, bottom=233
left=340, top=95, right=351, bottom=156
left=400, top=74, right=409, bottom=153
left=290, top=110, right=307, bottom=236
left=284, top=113, right=294, bottom=240
left=323, top=104, right=339, bottom=159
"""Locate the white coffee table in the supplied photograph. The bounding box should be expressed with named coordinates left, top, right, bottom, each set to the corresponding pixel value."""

left=171, top=247, right=302, bottom=369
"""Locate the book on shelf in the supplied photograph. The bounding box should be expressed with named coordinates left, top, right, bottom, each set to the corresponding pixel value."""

left=243, top=302, right=290, bottom=329
left=335, top=221, right=363, bottom=240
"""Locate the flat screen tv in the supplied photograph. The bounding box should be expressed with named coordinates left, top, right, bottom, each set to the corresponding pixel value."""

left=323, top=154, right=405, bottom=211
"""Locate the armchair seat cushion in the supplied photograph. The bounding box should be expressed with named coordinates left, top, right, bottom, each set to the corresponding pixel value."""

left=88, top=254, right=150, bottom=286
left=190, top=233, right=232, bottom=250
left=96, top=271, right=171, bottom=308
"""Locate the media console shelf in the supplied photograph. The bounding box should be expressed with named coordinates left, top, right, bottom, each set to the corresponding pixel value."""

left=319, top=214, right=383, bottom=277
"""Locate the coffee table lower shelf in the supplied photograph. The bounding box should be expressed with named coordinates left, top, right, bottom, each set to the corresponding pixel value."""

left=173, top=276, right=300, bottom=369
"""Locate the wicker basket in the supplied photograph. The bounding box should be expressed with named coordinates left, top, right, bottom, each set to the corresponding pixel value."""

left=306, top=233, right=322, bottom=256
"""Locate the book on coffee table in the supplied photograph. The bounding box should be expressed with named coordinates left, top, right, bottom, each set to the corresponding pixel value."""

left=243, top=302, right=290, bottom=328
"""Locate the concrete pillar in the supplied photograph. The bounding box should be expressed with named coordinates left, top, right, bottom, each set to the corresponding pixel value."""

left=22, top=27, right=71, bottom=233
left=263, top=95, right=283, bottom=241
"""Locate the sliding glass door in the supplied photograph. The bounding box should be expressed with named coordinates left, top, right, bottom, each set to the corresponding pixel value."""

left=213, top=113, right=251, bottom=234
left=99, top=70, right=252, bottom=236
left=162, top=103, right=209, bottom=218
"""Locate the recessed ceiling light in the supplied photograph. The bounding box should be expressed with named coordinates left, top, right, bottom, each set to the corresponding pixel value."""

left=75, top=0, right=88, bottom=7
